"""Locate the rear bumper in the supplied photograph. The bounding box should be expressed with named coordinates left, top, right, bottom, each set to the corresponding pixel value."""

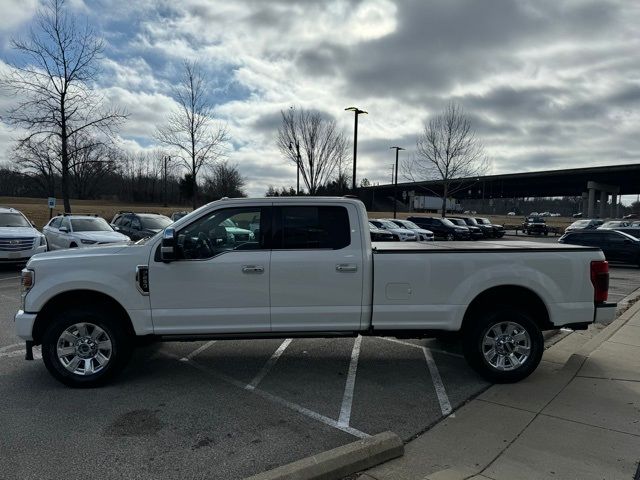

left=15, top=310, right=37, bottom=341
left=594, top=302, right=617, bottom=324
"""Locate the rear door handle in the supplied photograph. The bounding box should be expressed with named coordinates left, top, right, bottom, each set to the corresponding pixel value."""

left=242, top=265, right=264, bottom=274
left=336, top=264, right=358, bottom=273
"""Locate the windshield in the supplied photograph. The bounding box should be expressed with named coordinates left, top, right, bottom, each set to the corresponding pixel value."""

left=140, top=215, right=172, bottom=230
left=476, top=218, right=490, bottom=225
left=527, top=217, right=544, bottom=223
left=71, top=218, right=112, bottom=232
left=449, top=219, right=465, bottom=226
left=0, top=212, right=31, bottom=227
left=441, top=218, right=456, bottom=227
left=570, top=220, right=590, bottom=228
left=401, top=220, right=420, bottom=229
left=602, top=221, right=627, bottom=228
left=379, top=220, right=399, bottom=229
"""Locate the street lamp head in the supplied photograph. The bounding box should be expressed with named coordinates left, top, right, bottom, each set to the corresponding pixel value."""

left=345, top=106, right=368, bottom=115
left=390, top=146, right=405, bottom=151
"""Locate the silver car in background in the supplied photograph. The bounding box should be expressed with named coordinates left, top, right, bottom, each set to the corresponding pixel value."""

left=369, top=219, right=417, bottom=241
left=384, top=218, right=434, bottom=241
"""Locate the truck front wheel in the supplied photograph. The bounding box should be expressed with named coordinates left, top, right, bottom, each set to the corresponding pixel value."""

left=462, top=308, right=543, bottom=383
left=41, top=307, right=133, bottom=388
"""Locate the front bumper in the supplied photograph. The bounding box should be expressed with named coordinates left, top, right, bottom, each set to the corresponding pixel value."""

left=594, top=302, right=617, bottom=324
left=0, top=245, right=47, bottom=263
left=15, top=310, right=37, bottom=341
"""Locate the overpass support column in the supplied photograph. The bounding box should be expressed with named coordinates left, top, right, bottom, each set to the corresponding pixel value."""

left=587, top=181, right=619, bottom=219
left=581, top=192, right=588, bottom=217
left=611, top=194, right=617, bottom=218
left=599, top=190, right=608, bottom=218
left=588, top=188, right=596, bottom=218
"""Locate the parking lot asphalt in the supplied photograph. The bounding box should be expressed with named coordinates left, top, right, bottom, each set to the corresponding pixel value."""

left=1, top=239, right=639, bottom=480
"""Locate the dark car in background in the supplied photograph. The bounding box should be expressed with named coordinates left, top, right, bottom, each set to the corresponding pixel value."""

left=522, top=216, right=549, bottom=235
left=559, top=229, right=640, bottom=267
left=368, top=222, right=398, bottom=242
left=474, top=218, right=505, bottom=238
left=448, top=217, right=483, bottom=240
left=111, top=212, right=173, bottom=241
left=599, top=220, right=640, bottom=240
left=407, top=216, right=471, bottom=241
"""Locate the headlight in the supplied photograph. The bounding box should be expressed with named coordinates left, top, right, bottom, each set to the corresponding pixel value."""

left=80, top=239, right=97, bottom=245
left=21, top=269, right=34, bottom=293
left=249, top=232, right=255, bottom=240
left=39, top=236, right=46, bottom=246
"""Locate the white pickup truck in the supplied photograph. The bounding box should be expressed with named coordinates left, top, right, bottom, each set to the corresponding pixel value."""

left=15, top=197, right=616, bottom=387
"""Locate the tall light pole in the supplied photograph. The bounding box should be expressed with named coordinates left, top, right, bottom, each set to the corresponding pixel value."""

left=345, top=106, right=367, bottom=191
left=289, top=141, right=301, bottom=195
left=163, top=155, right=171, bottom=207
left=390, top=146, right=405, bottom=218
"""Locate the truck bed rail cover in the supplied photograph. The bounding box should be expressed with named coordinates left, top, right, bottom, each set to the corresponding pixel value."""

left=372, top=241, right=600, bottom=253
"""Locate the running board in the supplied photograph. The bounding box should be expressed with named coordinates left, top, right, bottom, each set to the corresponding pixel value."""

left=157, top=331, right=360, bottom=342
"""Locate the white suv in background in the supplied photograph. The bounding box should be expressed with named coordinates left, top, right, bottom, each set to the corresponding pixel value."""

left=0, top=207, right=47, bottom=264
left=43, top=215, right=130, bottom=250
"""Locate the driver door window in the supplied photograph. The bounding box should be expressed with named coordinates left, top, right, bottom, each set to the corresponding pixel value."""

left=177, top=208, right=264, bottom=260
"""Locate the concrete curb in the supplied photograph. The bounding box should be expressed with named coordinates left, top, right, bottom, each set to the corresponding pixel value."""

left=561, top=297, right=640, bottom=374
left=244, top=431, right=403, bottom=480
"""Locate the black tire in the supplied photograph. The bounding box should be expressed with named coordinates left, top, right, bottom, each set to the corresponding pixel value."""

left=69, top=243, right=78, bottom=248
left=462, top=307, right=543, bottom=383
left=544, top=231, right=549, bottom=236
left=41, top=306, right=133, bottom=388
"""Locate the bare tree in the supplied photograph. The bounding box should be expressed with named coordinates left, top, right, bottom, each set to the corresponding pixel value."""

left=277, top=108, right=349, bottom=195
left=0, top=0, right=127, bottom=212
left=203, top=161, right=247, bottom=200
left=155, top=61, right=228, bottom=209
left=68, top=135, right=117, bottom=199
left=405, top=103, right=489, bottom=217
left=13, top=137, right=60, bottom=197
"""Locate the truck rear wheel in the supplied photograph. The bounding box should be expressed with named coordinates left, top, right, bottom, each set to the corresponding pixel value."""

left=41, top=307, right=133, bottom=388
left=462, top=307, right=543, bottom=383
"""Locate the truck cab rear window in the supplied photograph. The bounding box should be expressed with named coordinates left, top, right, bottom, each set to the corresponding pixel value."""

left=277, top=206, right=350, bottom=250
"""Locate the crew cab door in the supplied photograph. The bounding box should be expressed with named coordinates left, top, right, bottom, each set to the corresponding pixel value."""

left=269, top=204, right=364, bottom=332
left=148, top=206, right=271, bottom=334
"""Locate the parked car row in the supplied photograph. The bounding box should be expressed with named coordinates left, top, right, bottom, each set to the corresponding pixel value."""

left=416, top=216, right=505, bottom=240
left=0, top=206, right=178, bottom=264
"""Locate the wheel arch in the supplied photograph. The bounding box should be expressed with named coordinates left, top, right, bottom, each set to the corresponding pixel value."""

left=32, top=290, right=135, bottom=345
left=462, top=285, right=553, bottom=332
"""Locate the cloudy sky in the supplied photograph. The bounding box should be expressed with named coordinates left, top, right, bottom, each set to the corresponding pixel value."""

left=0, top=0, right=639, bottom=197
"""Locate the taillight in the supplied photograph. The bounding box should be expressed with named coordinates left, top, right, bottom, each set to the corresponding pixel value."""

left=590, top=260, right=609, bottom=303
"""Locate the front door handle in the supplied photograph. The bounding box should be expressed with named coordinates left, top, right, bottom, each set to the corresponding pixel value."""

left=242, top=265, right=264, bottom=274
left=336, top=264, right=358, bottom=273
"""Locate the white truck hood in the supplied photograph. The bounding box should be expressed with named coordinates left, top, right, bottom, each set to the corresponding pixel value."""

left=26, top=243, right=149, bottom=267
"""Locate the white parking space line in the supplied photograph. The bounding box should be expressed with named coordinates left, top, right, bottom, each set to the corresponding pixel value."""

left=165, top=351, right=369, bottom=439
left=0, top=277, right=20, bottom=283
left=180, top=340, right=216, bottom=361
left=380, top=336, right=464, bottom=359
left=0, top=343, right=23, bottom=353
left=338, top=335, right=362, bottom=427
left=422, top=347, right=452, bottom=416
left=0, top=346, right=41, bottom=360
left=245, top=338, right=292, bottom=391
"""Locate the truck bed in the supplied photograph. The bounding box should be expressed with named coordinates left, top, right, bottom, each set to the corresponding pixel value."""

left=372, top=240, right=600, bottom=253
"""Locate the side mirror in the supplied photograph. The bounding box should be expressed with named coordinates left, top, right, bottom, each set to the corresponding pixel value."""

left=161, top=227, right=177, bottom=262
left=59, top=226, right=69, bottom=233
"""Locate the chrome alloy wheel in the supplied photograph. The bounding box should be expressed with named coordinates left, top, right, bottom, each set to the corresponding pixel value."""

left=56, top=323, right=113, bottom=375
left=481, top=321, right=531, bottom=371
